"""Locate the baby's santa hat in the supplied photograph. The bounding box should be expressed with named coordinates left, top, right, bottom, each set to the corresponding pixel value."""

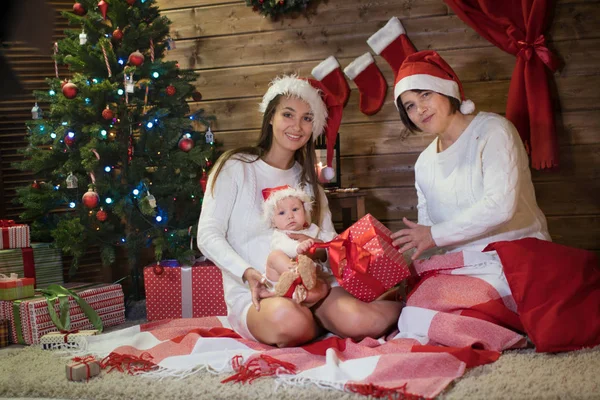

left=394, top=50, right=475, bottom=115
left=262, top=185, right=313, bottom=227
left=259, top=75, right=343, bottom=182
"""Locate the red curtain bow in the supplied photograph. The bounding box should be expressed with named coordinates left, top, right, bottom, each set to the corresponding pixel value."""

left=444, top=0, right=560, bottom=169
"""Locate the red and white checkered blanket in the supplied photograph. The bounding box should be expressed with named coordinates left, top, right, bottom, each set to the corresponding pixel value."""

left=81, top=251, right=526, bottom=398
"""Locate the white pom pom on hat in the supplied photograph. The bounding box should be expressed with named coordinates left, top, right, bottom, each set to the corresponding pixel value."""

left=393, top=50, right=475, bottom=114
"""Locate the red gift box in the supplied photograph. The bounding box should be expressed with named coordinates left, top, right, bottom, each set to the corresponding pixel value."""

left=144, top=259, right=227, bottom=321
left=317, top=214, right=411, bottom=302
left=0, top=283, right=125, bottom=345
left=0, top=220, right=30, bottom=250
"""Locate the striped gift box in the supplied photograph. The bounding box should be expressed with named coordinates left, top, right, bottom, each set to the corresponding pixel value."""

left=0, top=221, right=30, bottom=250
left=0, top=283, right=125, bottom=345
left=0, top=243, right=64, bottom=289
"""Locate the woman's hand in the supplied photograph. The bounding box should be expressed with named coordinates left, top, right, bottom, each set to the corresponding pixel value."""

left=242, top=267, right=275, bottom=311
left=391, top=217, right=436, bottom=260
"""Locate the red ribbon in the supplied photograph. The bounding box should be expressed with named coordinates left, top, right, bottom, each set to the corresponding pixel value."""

left=517, top=35, right=560, bottom=72
left=21, top=248, right=36, bottom=287
left=311, top=230, right=371, bottom=280
left=0, top=220, right=16, bottom=227
left=70, top=355, right=97, bottom=381
left=59, top=328, right=80, bottom=343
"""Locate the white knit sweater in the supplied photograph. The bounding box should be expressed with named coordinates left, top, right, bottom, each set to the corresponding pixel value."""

left=197, top=154, right=336, bottom=316
left=415, top=112, right=551, bottom=253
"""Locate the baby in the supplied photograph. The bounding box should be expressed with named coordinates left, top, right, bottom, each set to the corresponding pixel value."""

left=262, top=185, right=335, bottom=304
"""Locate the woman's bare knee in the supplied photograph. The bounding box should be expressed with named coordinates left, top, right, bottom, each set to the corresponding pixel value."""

left=314, top=288, right=402, bottom=339
left=247, top=297, right=318, bottom=347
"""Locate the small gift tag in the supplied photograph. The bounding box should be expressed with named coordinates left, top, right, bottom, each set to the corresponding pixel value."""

left=126, top=82, right=135, bottom=93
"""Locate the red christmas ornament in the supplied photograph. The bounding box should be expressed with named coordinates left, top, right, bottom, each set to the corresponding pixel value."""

left=102, top=106, right=114, bottom=120
left=200, top=171, right=208, bottom=192
left=73, top=2, right=87, bottom=15
left=178, top=137, right=194, bottom=152
left=126, top=0, right=136, bottom=5
left=96, top=208, right=108, bottom=222
left=62, top=81, right=78, bottom=99
left=64, top=134, right=75, bottom=146
left=191, top=91, right=202, bottom=102
left=32, top=180, right=40, bottom=189
left=153, top=264, right=164, bottom=275
left=98, top=0, right=108, bottom=20
left=82, top=188, right=100, bottom=209
left=128, top=50, right=145, bottom=67
left=165, top=85, right=176, bottom=96
left=206, top=160, right=213, bottom=168
left=112, top=28, right=123, bottom=41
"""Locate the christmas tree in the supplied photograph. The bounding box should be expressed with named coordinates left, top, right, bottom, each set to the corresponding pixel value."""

left=14, top=0, right=216, bottom=281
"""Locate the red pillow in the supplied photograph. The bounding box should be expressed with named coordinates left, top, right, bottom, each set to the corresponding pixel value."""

left=484, top=238, right=600, bottom=353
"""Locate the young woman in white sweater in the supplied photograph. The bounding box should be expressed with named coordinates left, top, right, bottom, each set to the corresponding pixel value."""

left=197, top=75, right=402, bottom=347
left=390, top=50, right=550, bottom=259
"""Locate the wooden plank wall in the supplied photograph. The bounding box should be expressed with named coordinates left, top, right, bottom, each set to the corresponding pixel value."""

left=157, top=0, right=600, bottom=253
left=0, top=0, right=108, bottom=283
left=0, top=0, right=598, bottom=284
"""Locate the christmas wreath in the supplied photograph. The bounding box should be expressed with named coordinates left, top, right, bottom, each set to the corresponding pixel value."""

left=246, top=0, right=311, bottom=18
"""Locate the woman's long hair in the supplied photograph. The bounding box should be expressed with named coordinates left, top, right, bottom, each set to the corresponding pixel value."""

left=209, top=94, right=324, bottom=226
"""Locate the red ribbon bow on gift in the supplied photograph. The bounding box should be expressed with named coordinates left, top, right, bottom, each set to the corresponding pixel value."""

left=0, top=220, right=16, bottom=227
left=70, top=355, right=97, bottom=381
left=516, top=34, right=560, bottom=72
left=310, top=230, right=372, bottom=279
left=59, top=328, right=80, bottom=343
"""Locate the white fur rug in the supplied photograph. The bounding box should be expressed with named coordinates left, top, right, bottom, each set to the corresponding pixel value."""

left=0, top=335, right=599, bottom=399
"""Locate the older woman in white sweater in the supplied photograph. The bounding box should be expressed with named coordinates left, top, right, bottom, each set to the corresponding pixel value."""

left=197, top=75, right=402, bottom=347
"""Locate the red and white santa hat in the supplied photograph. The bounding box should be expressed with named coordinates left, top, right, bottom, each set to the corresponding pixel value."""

left=259, top=75, right=343, bottom=182
left=394, top=50, right=475, bottom=114
left=262, top=185, right=313, bottom=227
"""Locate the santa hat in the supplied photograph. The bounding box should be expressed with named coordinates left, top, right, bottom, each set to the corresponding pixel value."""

left=394, top=50, right=475, bottom=115
left=262, top=185, right=313, bottom=227
left=259, top=75, right=343, bottom=182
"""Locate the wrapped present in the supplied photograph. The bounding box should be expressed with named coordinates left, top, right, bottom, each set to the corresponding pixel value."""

left=0, top=273, right=35, bottom=300
left=1, top=283, right=125, bottom=345
left=144, top=259, right=227, bottom=321
left=40, top=329, right=98, bottom=350
left=0, top=243, right=64, bottom=289
left=314, top=214, right=411, bottom=302
left=66, top=356, right=101, bottom=381
left=0, top=319, right=8, bottom=348
left=0, top=220, right=30, bottom=249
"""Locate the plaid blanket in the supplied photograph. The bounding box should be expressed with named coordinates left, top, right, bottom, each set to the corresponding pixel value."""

left=80, top=251, right=526, bottom=398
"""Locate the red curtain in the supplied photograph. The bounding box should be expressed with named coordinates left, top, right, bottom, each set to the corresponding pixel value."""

left=443, top=0, right=560, bottom=169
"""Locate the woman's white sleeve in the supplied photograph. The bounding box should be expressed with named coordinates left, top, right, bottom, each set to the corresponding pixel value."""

left=431, top=124, right=521, bottom=247
left=416, top=180, right=433, bottom=226
left=197, top=160, right=253, bottom=284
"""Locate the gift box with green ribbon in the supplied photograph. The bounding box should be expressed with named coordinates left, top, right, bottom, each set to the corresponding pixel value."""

left=0, top=283, right=125, bottom=345
left=0, top=273, right=35, bottom=300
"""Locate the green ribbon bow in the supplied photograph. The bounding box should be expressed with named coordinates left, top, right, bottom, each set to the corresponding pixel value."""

left=12, top=284, right=104, bottom=344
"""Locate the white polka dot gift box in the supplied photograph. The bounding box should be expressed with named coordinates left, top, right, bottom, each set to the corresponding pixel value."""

left=144, top=259, right=227, bottom=321
left=325, top=214, right=411, bottom=302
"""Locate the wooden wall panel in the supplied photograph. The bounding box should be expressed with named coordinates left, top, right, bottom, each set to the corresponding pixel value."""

left=2, top=0, right=599, bottom=289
